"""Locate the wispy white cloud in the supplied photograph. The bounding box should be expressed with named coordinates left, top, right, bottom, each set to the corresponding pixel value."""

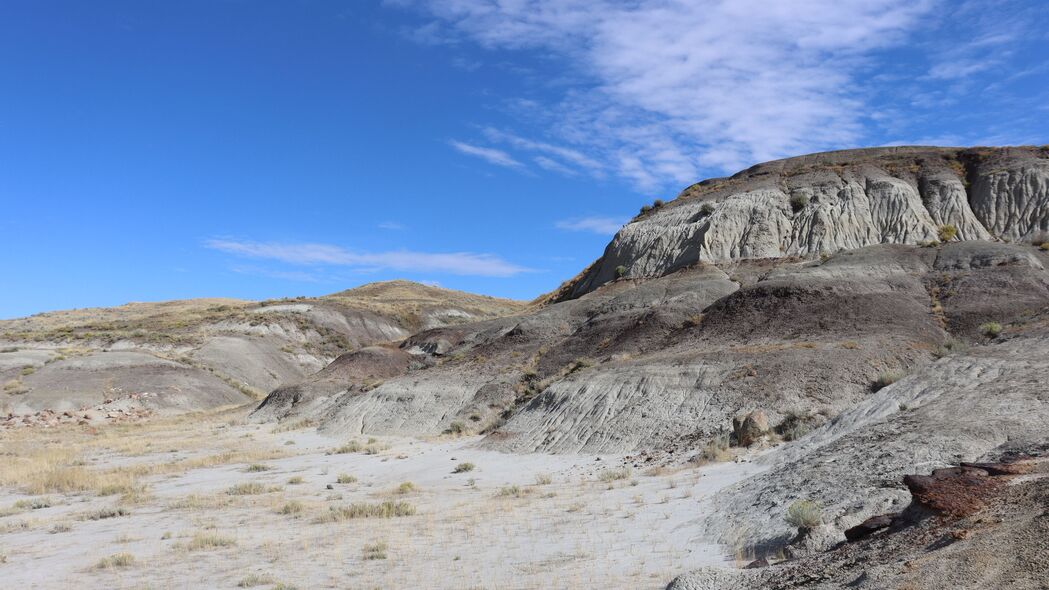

left=449, top=140, right=524, bottom=169
left=483, top=128, right=603, bottom=174
left=229, top=265, right=324, bottom=283
left=396, top=0, right=939, bottom=188
left=205, top=239, right=532, bottom=277
left=378, top=221, right=405, bottom=230
left=555, top=216, right=626, bottom=235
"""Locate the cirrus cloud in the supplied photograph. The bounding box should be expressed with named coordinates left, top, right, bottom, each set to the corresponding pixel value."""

left=205, top=239, right=533, bottom=277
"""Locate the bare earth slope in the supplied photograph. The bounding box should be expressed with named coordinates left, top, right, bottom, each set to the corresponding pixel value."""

left=0, top=281, right=524, bottom=420
left=251, top=146, right=1049, bottom=589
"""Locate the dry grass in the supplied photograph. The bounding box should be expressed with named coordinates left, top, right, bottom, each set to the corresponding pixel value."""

left=168, top=493, right=231, bottom=510
left=93, top=552, right=135, bottom=570
left=227, top=482, right=268, bottom=496
left=452, top=462, right=475, bottom=473
left=335, top=473, right=356, bottom=484
left=186, top=532, right=237, bottom=551
left=278, top=501, right=304, bottom=515
left=314, top=501, right=416, bottom=522
left=362, top=541, right=388, bottom=560
left=238, top=573, right=277, bottom=587
left=597, top=468, right=632, bottom=483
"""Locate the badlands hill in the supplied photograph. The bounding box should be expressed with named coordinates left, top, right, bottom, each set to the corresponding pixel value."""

left=0, top=281, right=525, bottom=421
left=253, top=146, right=1049, bottom=587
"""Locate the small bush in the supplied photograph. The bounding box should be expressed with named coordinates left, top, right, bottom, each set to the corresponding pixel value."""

left=496, top=485, right=530, bottom=498
left=872, top=370, right=904, bottom=392
left=238, top=574, right=276, bottom=587
left=94, top=552, right=135, bottom=569
left=286, top=476, right=304, bottom=485
left=329, top=440, right=363, bottom=454
left=785, top=499, right=822, bottom=530
left=615, top=265, right=628, bottom=279
left=790, top=193, right=809, bottom=213
left=316, top=501, right=416, bottom=522
left=227, top=483, right=267, bottom=496
left=362, top=541, right=388, bottom=560
left=534, top=473, right=553, bottom=485
left=244, top=464, right=271, bottom=473
left=19, top=366, right=36, bottom=376
left=187, top=532, right=236, bottom=551
left=336, top=473, right=356, bottom=484
left=1040, top=242, right=1049, bottom=251
left=700, top=202, right=715, bottom=216
left=776, top=414, right=815, bottom=442
left=82, top=507, right=129, bottom=521
left=444, top=421, right=467, bottom=436
left=278, top=501, right=303, bottom=515
left=652, top=198, right=665, bottom=207
left=395, top=481, right=416, bottom=495
left=937, top=224, right=958, bottom=242
left=452, top=462, right=475, bottom=474
left=697, top=433, right=731, bottom=462
left=597, top=468, right=632, bottom=483
left=640, top=204, right=653, bottom=214
left=934, top=337, right=969, bottom=358
left=979, top=322, right=1002, bottom=338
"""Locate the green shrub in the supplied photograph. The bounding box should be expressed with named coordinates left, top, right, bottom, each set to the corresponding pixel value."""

left=452, top=462, right=475, bottom=474
left=700, top=202, right=715, bottom=216
left=335, top=473, right=356, bottom=484
left=615, top=265, right=628, bottom=279
left=445, top=421, right=467, bottom=436
left=979, top=322, right=1002, bottom=338
left=784, top=499, right=822, bottom=530
left=790, top=193, right=809, bottom=213
left=937, top=224, right=958, bottom=242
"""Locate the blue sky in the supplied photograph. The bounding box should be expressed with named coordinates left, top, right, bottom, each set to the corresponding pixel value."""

left=1, top=0, right=1046, bottom=318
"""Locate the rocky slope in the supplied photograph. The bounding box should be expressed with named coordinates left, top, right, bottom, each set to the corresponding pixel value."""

left=562, top=146, right=1049, bottom=299
left=0, top=281, right=524, bottom=418
left=251, top=146, right=1049, bottom=587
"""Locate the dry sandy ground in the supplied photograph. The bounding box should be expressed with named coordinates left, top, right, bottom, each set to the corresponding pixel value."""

left=0, top=406, right=760, bottom=589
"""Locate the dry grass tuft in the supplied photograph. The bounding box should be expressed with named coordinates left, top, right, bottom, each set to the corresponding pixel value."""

left=597, top=468, right=632, bottom=483
left=314, top=501, right=416, bottom=522
left=362, top=541, right=388, bottom=560
left=238, top=573, right=276, bottom=587
left=227, top=482, right=267, bottom=496
left=186, top=532, right=237, bottom=551
left=94, top=552, right=135, bottom=570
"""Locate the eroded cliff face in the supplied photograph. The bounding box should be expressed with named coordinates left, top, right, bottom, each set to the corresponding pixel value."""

left=566, top=147, right=1049, bottom=299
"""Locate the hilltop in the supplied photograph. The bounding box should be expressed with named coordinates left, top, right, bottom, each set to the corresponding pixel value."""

left=0, top=281, right=525, bottom=421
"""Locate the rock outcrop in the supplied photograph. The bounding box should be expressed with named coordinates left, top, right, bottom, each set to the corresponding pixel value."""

left=0, top=281, right=524, bottom=416
left=564, top=147, right=1049, bottom=299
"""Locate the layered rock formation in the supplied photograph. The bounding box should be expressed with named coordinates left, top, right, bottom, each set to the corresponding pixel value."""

left=564, top=147, right=1049, bottom=298
left=0, top=281, right=524, bottom=416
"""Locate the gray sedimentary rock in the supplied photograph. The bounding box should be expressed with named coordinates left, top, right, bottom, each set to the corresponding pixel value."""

left=567, top=147, right=1049, bottom=298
